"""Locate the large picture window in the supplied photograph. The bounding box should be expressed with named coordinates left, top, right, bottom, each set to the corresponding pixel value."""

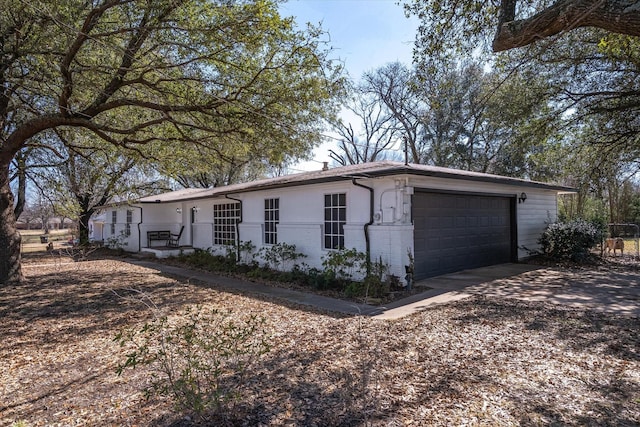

left=324, top=193, right=346, bottom=249
left=213, top=202, right=241, bottom=245
left=264, top=198, right=279, bottom=245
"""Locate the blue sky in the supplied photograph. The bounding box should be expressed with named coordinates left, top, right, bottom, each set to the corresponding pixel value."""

left=280, top=0, right=419, bottom=80
left=279, top=0, right=420, bottom=171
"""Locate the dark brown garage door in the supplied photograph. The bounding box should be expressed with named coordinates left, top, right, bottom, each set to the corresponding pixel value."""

left=413, top=191, right=515, bottom=279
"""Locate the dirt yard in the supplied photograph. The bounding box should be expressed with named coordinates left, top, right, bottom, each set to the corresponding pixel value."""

left=1, top=255, right=639, bottom=426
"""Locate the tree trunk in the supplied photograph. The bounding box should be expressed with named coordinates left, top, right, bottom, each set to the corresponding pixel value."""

left=0, top=164, right=24, bottom=284
left=13, top=152, right=27, bottom=219
left=78, top=209, right=93, bottom=245
left=493, top=0, right=640, bottom=52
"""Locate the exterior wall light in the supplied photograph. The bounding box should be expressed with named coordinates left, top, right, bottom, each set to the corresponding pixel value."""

left=176, top=207, right=182, bottom=214
left=192, top=206, right=199, bottom=212
left=518, top=192, right=527, bottom=204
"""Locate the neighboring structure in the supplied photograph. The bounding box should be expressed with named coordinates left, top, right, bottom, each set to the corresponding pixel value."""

left=16, top=216, right=75, bottom=231
left=98, top=161, right=574, bottom=280
left=47, top=217, right=76, bottom=231
left=88, top=212, right=106, bottom=243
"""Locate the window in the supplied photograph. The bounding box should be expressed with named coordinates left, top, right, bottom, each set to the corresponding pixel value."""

left=324, top=193, right=346, bottom=249
left=125, top=210, right=133, bottom=236
left=264, top=198, right=279, bottom=244
left=111, top=210, right=117, bottom=235
left=213, top=202, right=241, bottom=245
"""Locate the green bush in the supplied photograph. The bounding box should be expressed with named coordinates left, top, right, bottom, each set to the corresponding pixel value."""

left=224, top=240, right=256, bottom=264
left=345, top=276, right=389, bottom=299
left=259, top=242, right=306, bottom=271
left=322, top=248, right=366, bottom=282
left=105, top=231, right=128, bottom=252
left=299, top=266, right=329, bottom=289
left=344, top=257, right=391, bottom=299
left=538, top=219, right=603, bottom=262
left=176, top=246, right=396, bottom=300
left=115, top=306, right=270, bottom=422
left=178, top=248, right=235, bottom=271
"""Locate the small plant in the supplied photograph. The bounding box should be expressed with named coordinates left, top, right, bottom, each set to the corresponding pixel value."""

left=303, top=266, right=332, bottom=289
left=105, top=231, right=128, bottom=252
left=345, top=257, right=391, bottom=300
left=115, top=305, right=270, bottom=422
left=259, top=242, right=306, bottom=271
left=58, top=242, right=100, bottom=262
left=179, top=248, right=235, bottom=271
left=538, top=219, right=603, bottom=262
left=223, top=240, right=256, bottom=265
left=322, top=248, right=367, bottom=282
left=405, top=248, right=414, bottom=289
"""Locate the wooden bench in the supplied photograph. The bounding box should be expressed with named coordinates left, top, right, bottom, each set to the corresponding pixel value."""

left=147, top=231, right=171, bottom=247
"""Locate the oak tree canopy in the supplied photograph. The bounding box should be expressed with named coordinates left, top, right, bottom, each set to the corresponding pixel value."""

left=0, top=0, right=342, bottom=284
left=405, top=0, right=640, bottom=56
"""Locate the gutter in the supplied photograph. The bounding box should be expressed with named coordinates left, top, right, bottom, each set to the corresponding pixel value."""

left=134, top=205, right=143, bottom=252
left=352, top=178, right=374, bottom=276
left=136, top=166, right=575, bottom=205
left=225, top=194, right=243, bottom=262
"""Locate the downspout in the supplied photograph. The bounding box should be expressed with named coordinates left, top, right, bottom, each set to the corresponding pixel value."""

left=225, top=194, right=243, bottom=262
left=352, top=178, right=374, bottom=276
left=134, top=205, right=143, bottom=252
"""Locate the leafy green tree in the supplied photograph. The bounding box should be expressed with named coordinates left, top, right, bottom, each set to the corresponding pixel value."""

left=30, top=130, right=166, bottom=244
left=472, top=67, right=557, bottom=177
left=0, top=0, right=342, bottom=283
left=415, top=61, right=488, bottom=168
left=405, top=1, right=640, bottom=153
left=347, top=61, right=555, bottom=176
left=404, top=0, right=640, bottom=57
left=406, top=1, right=640, bottom=223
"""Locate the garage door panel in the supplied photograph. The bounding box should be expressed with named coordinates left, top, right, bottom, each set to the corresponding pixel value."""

left=413, top=192, right=513, bottom=279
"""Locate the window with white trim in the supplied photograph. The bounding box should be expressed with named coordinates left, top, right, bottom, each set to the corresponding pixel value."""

left=264, top=198, right=279, bottom=245
left=111, top=210, right=117, bottom=235
left=125, top=210, right=132, bottom=236
left=213, top=202, right=241, bottom=245
left=324, top=193, right=346, bottom=249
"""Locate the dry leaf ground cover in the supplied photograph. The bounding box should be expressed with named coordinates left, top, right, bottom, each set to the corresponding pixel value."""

left=1, top=255, right=639, bottom=426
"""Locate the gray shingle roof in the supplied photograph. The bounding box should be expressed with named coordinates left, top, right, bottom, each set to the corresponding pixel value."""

left=137, top=161, right=575, bottom=203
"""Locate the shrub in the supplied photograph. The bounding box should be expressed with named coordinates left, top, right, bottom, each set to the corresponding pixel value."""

left=105, top=231, right=128, bottom=252
left=178, top=248, right=235, bottom=271
left=303, top=266, right=333, bottom=289
left=115, top=306, right=270, bottom=422
left=538, top=219, right=603, bottom=262
left=223, top=240, right=256, bottom=265
left=259, top=242, right=306, bottom=271
left=322, top=248, right=367, bottom=282
left=344, top=276, right=389, bottom=299
left=344, top=257, right=391, bottom=300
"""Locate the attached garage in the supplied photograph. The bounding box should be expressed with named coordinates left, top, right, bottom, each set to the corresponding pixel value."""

left=413, top=191, right=517, bottom=279
left=104, top=161, right=573, bottom=281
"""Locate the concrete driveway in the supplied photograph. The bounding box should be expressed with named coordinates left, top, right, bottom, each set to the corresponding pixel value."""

left=374, top=263, right=640, bottom=319
left=129, top=258, right=640, bottom=319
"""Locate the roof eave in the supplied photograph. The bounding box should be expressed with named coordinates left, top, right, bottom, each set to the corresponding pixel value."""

left=138, top=165, right=575, bottom=204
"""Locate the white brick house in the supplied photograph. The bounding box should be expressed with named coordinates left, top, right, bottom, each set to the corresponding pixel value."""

left=99, top=161, right=573, bottom=280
